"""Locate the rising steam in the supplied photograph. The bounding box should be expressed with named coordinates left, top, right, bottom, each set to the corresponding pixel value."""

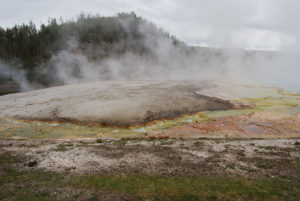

left=1, top=12, right=300, bottom=93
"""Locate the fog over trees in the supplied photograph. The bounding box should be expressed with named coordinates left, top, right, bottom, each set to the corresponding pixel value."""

left=0, top=13, right=183, bottom=83
left=0, top=12, right=279, bottom=93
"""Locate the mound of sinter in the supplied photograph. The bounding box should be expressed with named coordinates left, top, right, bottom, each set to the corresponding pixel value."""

left=0, top=80, right=234, bottom=127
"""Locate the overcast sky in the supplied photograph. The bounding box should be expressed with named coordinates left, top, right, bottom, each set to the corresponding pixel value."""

left=0, top=0, right=299, bottom=50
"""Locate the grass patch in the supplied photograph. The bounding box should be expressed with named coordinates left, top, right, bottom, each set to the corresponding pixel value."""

left=226, top=163, right=236, bottom=169
left=194, top=141, right=204, bottom=147
left=78, top=140, right=91, bottom=145
left=69, top=174, right=300, bottom=201
left=197, top=137, right=209, bottom=140
left=96, top=139, right=104, bottom=143
left=113, top=140, right=127, bottom=146
left=52, top=144, right=68, bottom=152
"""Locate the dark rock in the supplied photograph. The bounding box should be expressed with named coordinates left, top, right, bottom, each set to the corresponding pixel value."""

left=28, top=161, right=38, bottom=167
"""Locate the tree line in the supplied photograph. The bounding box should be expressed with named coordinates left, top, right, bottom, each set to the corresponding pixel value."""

left=0, top=12, right=183, bottom=84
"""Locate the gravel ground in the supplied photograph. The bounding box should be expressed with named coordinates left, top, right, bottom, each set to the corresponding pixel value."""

left=1, top=138, right=299, bottom=179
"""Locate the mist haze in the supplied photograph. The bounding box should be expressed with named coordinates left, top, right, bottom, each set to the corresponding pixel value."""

left=0, top=0, right=299, bottom=92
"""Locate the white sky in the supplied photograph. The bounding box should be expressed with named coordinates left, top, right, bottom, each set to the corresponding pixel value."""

left=0, top=0, right=299, bottom=50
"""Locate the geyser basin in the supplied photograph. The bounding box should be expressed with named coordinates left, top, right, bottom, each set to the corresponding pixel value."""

left=0, top=81, right=299, bottom=139
left=0, top=80, right=234, bottom=127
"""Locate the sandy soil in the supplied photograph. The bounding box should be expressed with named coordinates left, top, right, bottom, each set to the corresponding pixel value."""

left=1, top=138, right=299, bottom=179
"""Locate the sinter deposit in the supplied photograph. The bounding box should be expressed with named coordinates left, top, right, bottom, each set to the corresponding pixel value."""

left=0, top=80, right=234, bottom=127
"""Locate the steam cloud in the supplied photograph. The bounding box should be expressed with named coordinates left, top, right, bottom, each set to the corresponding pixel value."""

left=0, top=60, right=33, bottom=91
left=33, top=18, right=299, bottom=93
left=1, top=7, right=300, bottom=93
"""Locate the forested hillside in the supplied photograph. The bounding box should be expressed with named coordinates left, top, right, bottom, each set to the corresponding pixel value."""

left=0, top=13, right=188, bottom=86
